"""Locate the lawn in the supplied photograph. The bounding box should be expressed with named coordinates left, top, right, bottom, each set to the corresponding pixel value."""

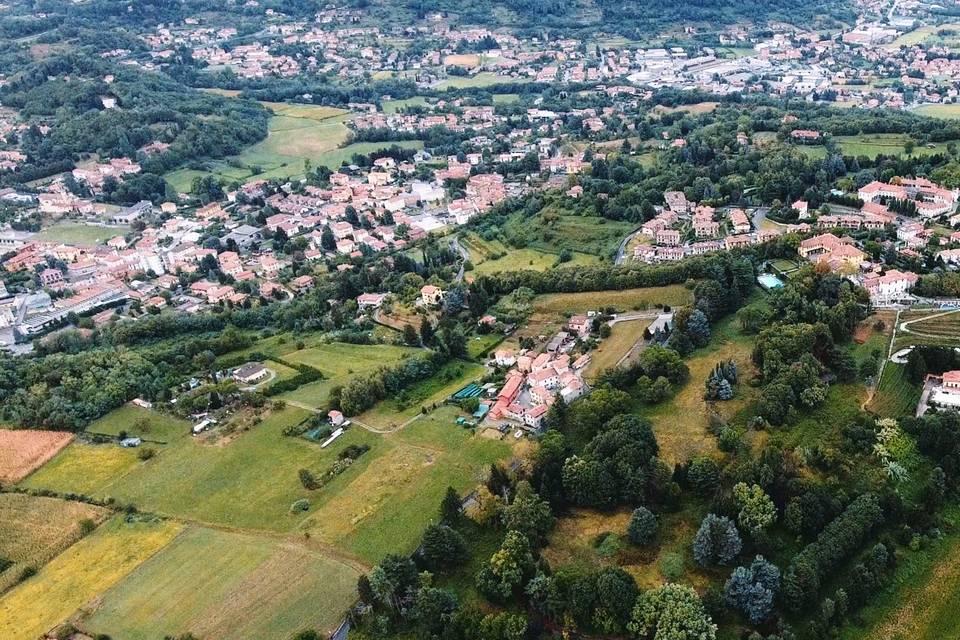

left=280, top=342, right=421, bottom=411
left=584, top=318, right=652, bottom=380
left=301, top=405, right=511, bottom=563
left=0, top=516, right=182, bottom=640
left=355, top=360, right=485, bottom=428
left=0, top=493, right=110, bottom=593
left=382, top=96, right=428, bottom=113
left=839, top=504, right=960, bottom=640
left=0, top=429, right=73, bottom=484
left=638, top=314, right=757, bottom=465
left=31, top=223, right=126, bottom=246
left=84, top=526, right=360, bottom=640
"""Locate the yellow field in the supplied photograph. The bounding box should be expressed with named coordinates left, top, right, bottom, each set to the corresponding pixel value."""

left=0, top=517, right=181, bottom=640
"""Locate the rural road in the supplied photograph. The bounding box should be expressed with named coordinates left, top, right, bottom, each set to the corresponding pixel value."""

left=282, top=399, right=424, bottom=435
left=451, top=235, right=469, bottom=282
left=614, top=226, right=643, bottom=265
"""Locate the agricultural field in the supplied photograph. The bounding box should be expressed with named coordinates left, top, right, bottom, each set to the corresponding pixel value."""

left=280, top=342, right=421, bottom=411
left=638, top=314, right=757, bottom=464
left=583, top=318, right=652, bottom=379
left=301, top=405, right=511, bottom=563
left=0, top=493, right=109, bottom=593
left=894, top=308, right=960, bottom=350
left=83, top=526, right=359, bottom=640
left=31, top=223, right=127, bottom=246
left=0, top=429, right=73, bottom=483
left=0, top=517, right=182, bottom=640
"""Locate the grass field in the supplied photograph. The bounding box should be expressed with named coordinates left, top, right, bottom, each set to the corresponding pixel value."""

left=20, top=440, right=142, bottom=496
left=434, top=72, right=530, bottom=90
left=84, top=526, right=359, bottom=640
left=836, top=134, right=953, bottom=158
left=584, top=318, right=652, bottom=379
left=83, top=404, right=191, bottom=442
left=301, top=405, right=511, bottom=563
left=650, top=101, right=719, bottom=116
left=280, top=342, right=420, bottom=411
left=638, top=314, right=756, bottom=464
left=0, top=493, right=109, bottom=593
left=164, top=102, right=422, bottom=190
left=913, top=103, right=960, bottom=119
left=0, top=516, right=181, bottom=640
left=461, top=232, right=599, bottom=275
left=525, top=213, right=636, bottom=258
left=840, top=504, right=960, bottom=640
left=0, top=429, right=73, bottom=483
left=382, top=96, right=428, bottom=113
left=31, top=223, right=127, bottom=246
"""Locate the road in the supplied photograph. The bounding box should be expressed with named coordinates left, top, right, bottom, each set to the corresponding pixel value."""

left=451, top=235, right=469, bottom=282
left=614, top=225, right=643, bottom=265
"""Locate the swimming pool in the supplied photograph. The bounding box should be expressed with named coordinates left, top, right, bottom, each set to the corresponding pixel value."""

left=757, top=273, right=785, bottom=289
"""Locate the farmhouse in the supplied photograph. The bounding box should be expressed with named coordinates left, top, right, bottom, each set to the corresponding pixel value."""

left=233, top=362, right=269, bottom=385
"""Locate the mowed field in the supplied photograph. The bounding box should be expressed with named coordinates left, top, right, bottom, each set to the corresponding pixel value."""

left=31, top=223, right=127, bottom=246
left=279, top=342, right=421, bottom=411
left=0, top=517, right=182, bottom=640
left=914, top=103, right=960, bottom=119
left=84, top=526, right=359, bottom=640
left=0, top=429, right=73, bottom=483
left=0, top=493, right=109, bottom=593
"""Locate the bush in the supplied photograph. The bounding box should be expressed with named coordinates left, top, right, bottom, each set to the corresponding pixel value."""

left=627, top=507, right=658, bottom=545
left=137, top=447, right=156, bottom=461
left=290, top=499, right=310, bottom=512
left=659, top=552, right=685, bottom=580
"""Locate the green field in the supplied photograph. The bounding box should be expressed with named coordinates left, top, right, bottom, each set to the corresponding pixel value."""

left=462, top=232, right=599, bottom=275
left=279, top=342, right=421, bottom=410
left=840, top=504, right=960, bottom=640
left=356, top=360, right=485, bottom=428
left=382, top=96, right=428, bottom=113
left=84, top=526, right=359, bottom=640
left=84, top=404, right=191, bottom=442
left=164, top=102, right=423, bottom=191
left=434, top=72, right=530, bottom=90
left=584, top=318, right=652, bottom=379
left=914, top=103, right=960, bottom=119
left=32, top=223, right=127, bottom=246
left=0, top=517, right=182, bottom=640
left=300, top=405, right=511, bottom=563
left=868, top=362, right=920, bottom=419
left=0, top=493, right=109, bottom=593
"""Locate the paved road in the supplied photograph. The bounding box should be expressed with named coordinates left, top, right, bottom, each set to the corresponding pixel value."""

left=451, top=236, right=469, bottom=282
left=614, top=226, right=643, bottom=265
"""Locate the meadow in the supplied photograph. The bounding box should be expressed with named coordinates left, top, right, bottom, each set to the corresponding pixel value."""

left=0, top=517, right=182, bottom=640
left=84, top=526, right=359, bottom=640
left=280, top=342, right=421, bottom=410
left=583, top=318, right=652, bottom=380
left=301, top=405, right=511, bottom=563
left=461, top=232, right=598, bottom=276
left=434, top=72, right=530, bottom=90
left=0, top=493, right=109, bottom=593
left=913, top=103, right=960, bottom=119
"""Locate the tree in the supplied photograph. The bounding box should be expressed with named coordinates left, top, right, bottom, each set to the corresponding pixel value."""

left=594, top=567, right=640, bottom=634
left=628, top=583, right=717, bottom=640
left=627, top=507, right=658, bottom=546
left=732, top=482, right=777, bottom=534
left=420, top=523, right=469, bottom=570
left=693, top=513, right=742, bottom=566
left=687, top=457, right=720, bottom=495
left=298, top=468, right=319, bottom=490
left=724, top=556, right=780, bottom=624
left=501, top=481, right=555, bottom=543
left=440, top=486, right=462, bottom=523
left=402, top=323, right=420, bottom=346
left=413, top=587, right=458, bottom=634
left=475, top=530, right=535, bottom=602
